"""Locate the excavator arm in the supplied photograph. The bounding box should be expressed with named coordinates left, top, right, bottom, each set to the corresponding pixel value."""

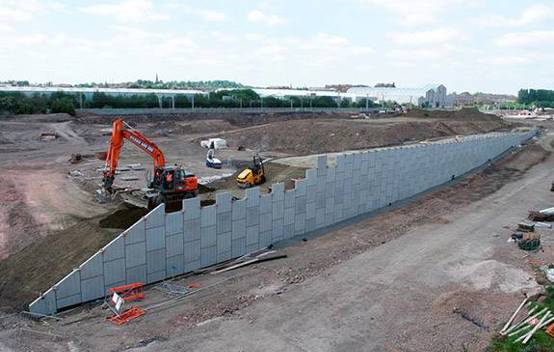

left=102, top=118, right=166, bottom=192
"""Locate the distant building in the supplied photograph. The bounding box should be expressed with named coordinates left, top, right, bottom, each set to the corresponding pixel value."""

left=447, top=92, right=517, bottom=107
left=347, top=84, right=448, bottom=107
left=425, top=84, right=447, bottom=108
left=374, top=83, right=396, bottom=88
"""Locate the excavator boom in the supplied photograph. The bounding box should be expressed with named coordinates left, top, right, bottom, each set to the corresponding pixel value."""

left=104, top=119, right=165, bottom=184
left=99, top=118, right=197, bottom=208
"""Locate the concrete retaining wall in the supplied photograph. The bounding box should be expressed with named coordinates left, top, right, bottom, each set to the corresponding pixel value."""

left=29, top=129, right=537, bottom=315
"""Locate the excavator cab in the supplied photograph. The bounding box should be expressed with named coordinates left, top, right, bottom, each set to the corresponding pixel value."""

left=148, top=166, right=198, bottom=209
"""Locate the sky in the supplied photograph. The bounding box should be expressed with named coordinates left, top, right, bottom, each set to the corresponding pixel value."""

left=0, top=0, right=553, bottom=94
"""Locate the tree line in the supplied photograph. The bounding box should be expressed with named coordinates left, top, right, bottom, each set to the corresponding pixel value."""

left=518, top=89, right=554, bottom=108
left=0, top=89, right=377, bottom=115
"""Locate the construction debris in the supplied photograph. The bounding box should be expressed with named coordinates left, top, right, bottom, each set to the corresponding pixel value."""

left=69, top=153, right=82, bottom=164
left=121, top=176, right=139, bottom=181
left=535, top=222, right=553, bottom=229
left=500, top=297, right=528, bottom=334
left=518, top=237, right=541, bottom=251
left=542, top=265, right=554, bottom=282
left=528, top=207, right=554, bottom=221
left=69, top=170, right=83, bottom=177
left=155, top=282, right=190, bottom=296
left=105, top=283, right=146, bottom=325
left=200, top=138, right=227, bottom=149
left=212, top=251, right=287, bottom=274
left=39, top=132, right=58, bottom=141
left=518, top=221, right=535, bottom=232
left=107, top=306, right=145, bottom=325
left=501, top=303, right=554, bottom=345
left=127, top=163, right=145, bottom=170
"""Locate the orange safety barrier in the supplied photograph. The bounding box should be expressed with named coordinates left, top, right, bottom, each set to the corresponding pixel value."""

left=107, top=282, right=144, bottom=302
left=107, top=307, right=145, bottom=325
left=546, top=322, right=554, bottom=337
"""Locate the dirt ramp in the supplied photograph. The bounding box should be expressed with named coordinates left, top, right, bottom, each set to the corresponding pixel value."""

left=214, top=115, right=509, bottom=155
left=0, top=204, right=148, bottom=311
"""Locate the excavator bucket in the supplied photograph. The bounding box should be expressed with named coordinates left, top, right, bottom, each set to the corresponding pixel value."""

left=95, top=188, right=111, bottom=204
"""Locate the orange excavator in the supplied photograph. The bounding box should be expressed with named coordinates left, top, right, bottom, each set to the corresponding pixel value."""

left=98, top=118, right=198, bottom=209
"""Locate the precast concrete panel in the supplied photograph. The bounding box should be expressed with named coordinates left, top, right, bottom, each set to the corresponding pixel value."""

left=29, top=289, right=57, bottom=315
left=232, top=198, right=246, bottom=221
left=271, top=183, right=285, bottom=201
left=166, top=211, right=183, bottom=235
left=216, top=192, right=233, bottom=212
left=201, top=246, right=217, bottom=267
left=232, top=237, right=247, bottom=257
left=57, top=293, right=81, bottom=308
left=184, top=218, right=201, bottom=242
left=146, top=226, right=165, bottom=251
left=246, top=187, right=260, bottom=207
left=55, top=270, right=81, bottom=301
left=317, top=155, right=327, bottom=176
left=216, top=211, right=232, bottom=234
left=284, top=190, right=295, bottom=210
left=217, top=232, right=232, bottom=256
left=103, top=236, right=125, bottom=262
left=201, top=225, right=217, bottom=248
left=126, top=264, right=147, bottom=283
left=79, top=252, right=103, bottom=280
left=246, top=206, right=259, bottom=227
left=246, top=225, right=259, bottom=246
left=145, top=205, right=165, bottom=228
left=272, top=200, right=284, bottom=220
left=201, top=205, right=217, bottom=227
left=146, top=248, right=166, bottom=275
left=183, top=197, right=201, bottom=220
left=272, top=217, right=284, bottom=241
left=260, top=230, right=272, bottom=248
left=81, top=275, right=104, bottom=302
left=184, top=240, right=201, bottom=263
left=294, top=178, right=307, bottom=196
left=295, top=195, right=307, bottom=214
left=104, top=258, right=126, bottom=287
left=125, top=241, right=146, bottom=268
left=259, top=194, right=272, bottom=214
left=124, top=219, right=145, bottom=245
left=232, top=218, right=246, bottom=240
left=166, top=233, right=184, bottom=257
left=166, top=255, right=184, bottom=277
left=260, top=212, right=273, bottom=232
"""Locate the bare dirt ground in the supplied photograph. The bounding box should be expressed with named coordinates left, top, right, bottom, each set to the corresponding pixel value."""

left=208, top=109, right=510, bottom=155
left=0, top=119, right=549, bottom=352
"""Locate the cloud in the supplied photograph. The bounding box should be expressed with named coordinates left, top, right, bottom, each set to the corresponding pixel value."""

left=81, top=0, right=168, bottom=22
left=199, top=10, right=230, bottom=22
left=0, top=0, right=48, bottom=21
left=167, top=4, right=230, bottom=22
left=481, top=3, right=554, bottom=27
left=390, top=28, right=465, bottom=45
left=247, top=10, right=286, bottom=26
left=361, top=0, right=481, bottom=25
left=495, top=30, right=554, bottom=47
left=479, top=56, right=532, bottom=65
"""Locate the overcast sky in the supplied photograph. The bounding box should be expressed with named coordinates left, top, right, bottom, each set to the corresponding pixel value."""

left=0, top=0, right=553, bottom=94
